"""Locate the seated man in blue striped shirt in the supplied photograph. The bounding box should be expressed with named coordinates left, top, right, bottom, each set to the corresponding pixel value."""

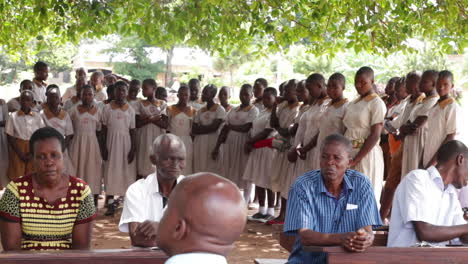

left=284, top=134, right=382, bottom=264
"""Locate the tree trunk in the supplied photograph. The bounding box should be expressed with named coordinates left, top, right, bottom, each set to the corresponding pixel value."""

left=164, top=46, right=174, bottom=87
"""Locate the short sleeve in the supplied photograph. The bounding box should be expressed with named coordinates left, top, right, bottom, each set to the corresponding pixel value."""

left=369, top=98, right=386, bottom=126
left=445, top=103, right=458, bottom=135
left=284, top=183, right=316, bottom=235
left=64, top=113, right=74, bottom=136
left=129, top=108, right=136, bottom=129
left=247, top=107, right=259, bottom=123
left=5, top=115, right=15, bottom=137
left=215, top=105, right=227, bottom=120
left=398, top=173, right=434, bottom=224
left=356, top=177, right=382, bottom=228
left=119, top=183, right=147, bottom=232
left=75, top=186, right=97, bottom=224
left=0, top=183, right=21, bottom=222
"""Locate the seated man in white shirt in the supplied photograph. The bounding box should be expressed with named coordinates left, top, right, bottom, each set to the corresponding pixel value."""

left=156, top=173, right=247, bottom=264
left=388, top=140, right=468, bottom=247
left=119, top=134, right=186, bottom=247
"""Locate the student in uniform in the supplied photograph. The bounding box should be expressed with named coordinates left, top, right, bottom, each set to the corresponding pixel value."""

left=192, top=85, right=226, bottom=173
left=7, top=80, right=39, bottom=113
left=135, top=79, right=168, bottom=180
left=188, top=79, right=205, bottom=110
left=167, top=86, right=196, bottom=175
left=62, top=68, right=87, bottom=102
left=128, top=79, right=142, bottom=111
left=6, top=90, right=45, bottom=181
left=90, top=71, right=107, bottom=102
left=400, top=70, right=439, bottom=176
left=268, top=80, right=301, bottom=224
left=63, top=76, right=87, bottom=112
left=218, top=86, right=232, bottom=112
left=343, top=67, right=386, bottom=202
left=253, top=78, right=267, bottom=111
left=98, top=84, right=116, bottom=110
left=40, top=85, right=75, bottom=176
left=0, top=97, right=9, bottom=188
left=155, top=86, right=168, bottom=102
left=214, top=84, right=259, bottom=203
left=69, top=85, right=103, bottom=206
left=31, top=61, right=49, bottom=105
left=243, top=87, right=278, bottom=222
left=423, top=71, right=461, bottom=168
left=101, top=81, right=137, bottom=216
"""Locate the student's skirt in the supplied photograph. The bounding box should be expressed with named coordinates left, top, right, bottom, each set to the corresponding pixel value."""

left=7, top=138, right=34, bottom=181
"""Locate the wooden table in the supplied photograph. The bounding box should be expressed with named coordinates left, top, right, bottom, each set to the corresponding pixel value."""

left=0, top=248, right=168, bottom=264
left=305, top=246, right=468, bottom=263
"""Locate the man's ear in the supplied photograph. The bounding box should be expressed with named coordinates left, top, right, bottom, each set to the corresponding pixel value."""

left=173, top=219, right=187, bottom=241
left=150, top=154, right=157, bottom=166
left=456, top=154, right=464, bottom=167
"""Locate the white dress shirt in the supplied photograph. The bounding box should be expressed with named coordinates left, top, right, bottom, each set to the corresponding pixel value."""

left=165, top=253, right=227, bottom=264
left=388, top=166, right=467, bottom=247
left=118, top=172, right=184, bottom=232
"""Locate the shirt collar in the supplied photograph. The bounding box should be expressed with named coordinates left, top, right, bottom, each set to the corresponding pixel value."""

left=427, top=166, right=456, bottom=194
left=166, top=253, right=227, bottom=264
left=149, top=172, right=184, bottom=195
left=318, top=170, right=354, bottom=194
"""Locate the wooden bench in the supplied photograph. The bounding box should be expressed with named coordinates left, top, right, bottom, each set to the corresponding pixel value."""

left=254, top=258, right=287, bottom=264
left=0, top=248, right=168, bottom=264
left=304, top=246, right=468, bottom=263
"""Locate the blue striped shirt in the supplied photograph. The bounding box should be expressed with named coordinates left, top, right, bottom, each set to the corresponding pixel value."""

left=284, top=169, right=382, bottom=264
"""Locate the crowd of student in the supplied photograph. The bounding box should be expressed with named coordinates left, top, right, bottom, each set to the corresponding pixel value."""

left=0, top=60, right=466, bottom=263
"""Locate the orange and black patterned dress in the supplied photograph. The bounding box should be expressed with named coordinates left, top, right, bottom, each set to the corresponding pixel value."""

left=0, top=174, right=96, bottom=250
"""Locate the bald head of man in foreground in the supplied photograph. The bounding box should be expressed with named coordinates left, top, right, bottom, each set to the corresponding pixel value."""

left=157, top=173, right=247, bottom=264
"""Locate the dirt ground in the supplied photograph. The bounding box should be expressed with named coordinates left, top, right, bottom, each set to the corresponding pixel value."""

left=92, top=207, right=289, bottom=264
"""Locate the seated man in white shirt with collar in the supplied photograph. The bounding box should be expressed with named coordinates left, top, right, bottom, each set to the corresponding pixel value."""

left=156, top=173, right=247, bottom=264
left=119, top=134, right=186, bottom=247
left=388, top=140, right=468, bottom=247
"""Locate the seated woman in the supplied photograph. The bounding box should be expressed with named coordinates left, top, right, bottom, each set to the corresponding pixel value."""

left=0, top=127, right=96, bottom=251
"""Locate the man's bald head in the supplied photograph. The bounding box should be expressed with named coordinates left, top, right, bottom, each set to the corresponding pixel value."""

left=156, top=173, right=247, bottom=257
left=150, top=134, right=186, bottom=180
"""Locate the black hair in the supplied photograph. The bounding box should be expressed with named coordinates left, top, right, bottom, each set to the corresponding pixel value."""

left=203, top=84, right=218, bottom=96
left=142, top=79, right=157, bottom=88
left=156, top=86, right=167, bottom=95
left=20, top=79, right=33, bottom=90
left=81, top=84, right=94, bottom=94
left=356, top=66, right=374, bottom=80
left=263, top=87, right=278, bottom=97
left=436, top=140, right=468, bottom=165
left=320, top=133, right=352, bottom=155
left=240, top=83, right=253, bottom=93
left=114, top=80, right=129, bottom=90
left=279, top=81, right=287, bottom=96
left=189, top=78, right=200, bottom=85
left=46, top=84, right=60, bottom=96
left=29, top=127, right=65, bottom=154
left=406, top=71, right=421, bottom=80
left=422, top=70, right=439, bottom=86
left=106, top=84, right=115, bottom=96
left=130, top=79, right=141, bottom=87
left=438, top=70, right=454, bottom=82
left=33, top=61, right=48, bottom=72
left=394, top=77, right=405, bottom=90
left=20, top=90, right=35, bottom=99
left=306, top=73, right=326, bottom=86
left=254, top=78, right=268, bottom=88
left=328, top=73, right=346, bottom=87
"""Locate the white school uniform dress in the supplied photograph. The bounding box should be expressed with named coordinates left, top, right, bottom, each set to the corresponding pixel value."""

left=193, top=104, right=226, bottom=174
left=0, top=100, right=9, bottom=187
left=305, top=97, right=331, bottom=171
left=62, top=85, right=77, bottom=102
left=388, top=166, right=467, bottom=247
left=119, top=173, right=184, bottom=232
left=220, top=105, right=259, bottom=188
left=40, top=106, right=76, bottom=176
left=242, top=108, right=276, bottom=189
left=102, top=102, right=137, bottom=196
left=188, top=99, right=206, bottom=111
left=32, top=79, right=47, bottom=104
left=253, top=100, right=265, bottom=112
left=95, top=90, right=107, bottom=102
left=317, top=98, right=349, bottom=148
left=63, top=96, right=81, bottom=112
left=135, top=99, right=167, bottom=177
left=270, top=101, right=301, bottom=193
left=128, top=99, right=141, bottom=111
left=401, top=94, right=439, bottom=177
left=422, top=97, right=461, bottom=168
left=287, top=104, right=311, bottom=183
left=167, top=105, right=196, bottom=175
left=69, top=104, right=103, bottom=195
left=343, top=93, right=386, bottom=202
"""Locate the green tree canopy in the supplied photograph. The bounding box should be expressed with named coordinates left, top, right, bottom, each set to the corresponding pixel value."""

left=0, top=0, right=465, bottom=57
